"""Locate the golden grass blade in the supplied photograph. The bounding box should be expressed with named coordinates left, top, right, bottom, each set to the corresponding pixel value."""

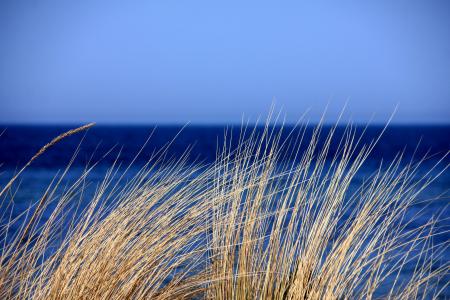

left=0, top=123, right=95, bottom=198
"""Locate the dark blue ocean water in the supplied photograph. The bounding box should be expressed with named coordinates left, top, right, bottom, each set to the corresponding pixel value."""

left=1, top=125, right=450, bottom=169
left=0, top=125, right=449, bottom=296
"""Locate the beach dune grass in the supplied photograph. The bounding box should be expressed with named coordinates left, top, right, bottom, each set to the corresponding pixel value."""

left=0, top=120, right=448, bottom=299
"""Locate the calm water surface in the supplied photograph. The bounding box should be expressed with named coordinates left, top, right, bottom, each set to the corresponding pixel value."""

left=0, top=125, right=449, bottom=297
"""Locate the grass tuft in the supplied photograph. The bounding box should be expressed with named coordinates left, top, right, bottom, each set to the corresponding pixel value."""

left=0, top=120, right=448, bottom=299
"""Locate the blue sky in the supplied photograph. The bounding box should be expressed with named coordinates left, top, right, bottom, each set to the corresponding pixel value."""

left=1, top=0, right=449, bottom=124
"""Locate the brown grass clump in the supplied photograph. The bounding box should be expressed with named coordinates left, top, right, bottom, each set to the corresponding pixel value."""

left=0, top=120, right=448, bottom=299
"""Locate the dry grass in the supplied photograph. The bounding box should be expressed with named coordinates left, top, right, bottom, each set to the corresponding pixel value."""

left=0, top=120, right=448, bottom=299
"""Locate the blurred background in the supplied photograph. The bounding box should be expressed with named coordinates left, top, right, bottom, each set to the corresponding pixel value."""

left=1, top=0, right=449, bottom=124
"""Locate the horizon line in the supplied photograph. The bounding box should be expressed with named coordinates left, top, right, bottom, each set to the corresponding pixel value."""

left=1, top=121, right=450, bottom=127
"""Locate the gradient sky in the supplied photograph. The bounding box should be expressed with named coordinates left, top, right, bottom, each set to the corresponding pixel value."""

left=1, top=0, right=449, bottom=124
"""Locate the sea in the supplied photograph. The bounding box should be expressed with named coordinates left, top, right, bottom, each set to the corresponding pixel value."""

left=0, top=124, right=449, bottom=297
